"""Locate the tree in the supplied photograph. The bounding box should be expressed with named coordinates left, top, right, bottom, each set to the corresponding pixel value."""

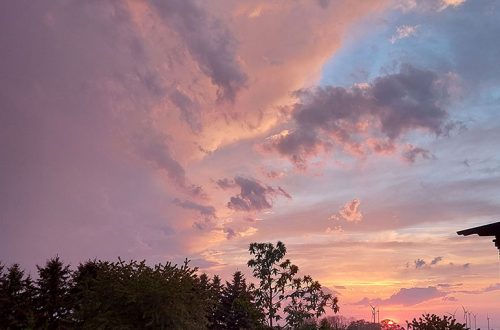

left=247, top=241, right=339, bottom=328
left=35, top=256, right=73, bottom=329
left=0, top=263, right=36, bottom=328
left=347, top=320, right=381, bottom=330
left=408, top=314, right=467, bottom=330
left=318, top=315, right=352, bottom=330
left=219, top=271, right=264, bottom=329
left=71, top=258, right=211, bottom=329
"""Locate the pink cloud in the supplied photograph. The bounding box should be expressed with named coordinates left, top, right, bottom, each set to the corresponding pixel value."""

left=330, top=199, right=363, bottom=222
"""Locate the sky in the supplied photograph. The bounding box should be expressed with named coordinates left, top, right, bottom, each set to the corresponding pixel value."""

left=1, top=0, right=499, bottom=325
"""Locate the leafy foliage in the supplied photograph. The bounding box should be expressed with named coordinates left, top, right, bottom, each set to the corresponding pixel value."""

left=247, top=241, right=339, bottom=328
left=1, top=241, right=344, bottom=329
left=347, top=320, right=382, bottom=330
left=408, top=314, right=467, bottom=330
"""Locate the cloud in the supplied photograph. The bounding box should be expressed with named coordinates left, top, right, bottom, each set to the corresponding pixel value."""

left=390, top=25, right=418, bottom=44
left=438, top=0, right=466, bottom=11
left=402, top=144, right=436, bottom=163
left=133, top=129, right=204, bottom=197
left=262, top=64, right=453, bottom=169
left=430, top=256, right=443, bottom=265
left=414, top=258, right=426, bottom=269
left=330, top=199, right=363, bottom=222
left=172, top=199, right=216, bottom=220
left=456, top=283, right=500, bottom=295
left=150, top=0, right=247, bottom=102
left=356, top=286, right=446, bottom=306
left=218, top=176, right=291, bottom=212
left=223, top=227, right=237, bottom=240
left=442, top=296, right=458, bottom=302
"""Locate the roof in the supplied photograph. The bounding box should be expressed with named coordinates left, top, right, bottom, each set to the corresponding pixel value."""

left=456, top=221, right=500, bottom=236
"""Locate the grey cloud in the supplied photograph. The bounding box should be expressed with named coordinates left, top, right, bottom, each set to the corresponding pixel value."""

left=216, top=178, right=237, bottom=190
left=133, top=129, right=204, bottom=197
left=430, top=256, right=443, bottom=265
left=151, top=0, right=247, bottom=102
left=172, top=198, right=216, bottom=220
left=402, top=145, right=436, bottom=163
left=169, top=89, right=202, bottom=133
left=455, top=283, right=500, bottom=295
left=262, top=65, right=453, bottom=168
left=224, top=227, right=237, bottom=240
left=437, top=283, right=462, bottom=288
left=356, top=286, right=445, bottom=306
left=414, top=258, right=426, bottom=269
left=219, top=176, right=291, bottom=212
left=442, top=296, right=458, bottom=302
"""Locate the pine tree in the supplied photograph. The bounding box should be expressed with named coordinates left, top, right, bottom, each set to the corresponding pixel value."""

left=220, top=271, right=264, bottom=329
left=35, top=256, right=73, bottom=329
left=0, top=263, right=36, bottom=328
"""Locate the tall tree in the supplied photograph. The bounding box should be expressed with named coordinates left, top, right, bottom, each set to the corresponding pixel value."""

left=35, top=256, right=73, bottom=329
left=247, top=241, right=339, bottom=328
left=0, top=263, right=36, bottom=328
left=219, top=271, right=264, bottom=329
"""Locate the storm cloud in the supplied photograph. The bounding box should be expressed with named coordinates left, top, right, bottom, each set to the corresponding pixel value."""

left=217, top=176, right=291, bottom=212
left=263, top=64, right=454, bottom=168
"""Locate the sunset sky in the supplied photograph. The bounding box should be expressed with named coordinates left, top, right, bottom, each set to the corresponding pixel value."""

left=1, top=0, right=499, bottom=325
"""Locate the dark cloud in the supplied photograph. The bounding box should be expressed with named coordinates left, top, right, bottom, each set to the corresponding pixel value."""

left=218, top=177, right=291, bottom=212
left=216, top=178, right=237, bottom=190
left=402, top=145, right=436, bottom=163
left=169, top=89, right=202, bottom=133
left=430, top=256, right=443, bottom=265
left=172, top=198, right=216, bottom=220
left=224, top=227, right=237, bottom=240
left=262, top=65, right=453, bottom=168
left=151, top=0, right=247, bottom=102
left=356, top=286, right=445, bottom=306
left=414, top=258, right=426, bottom=269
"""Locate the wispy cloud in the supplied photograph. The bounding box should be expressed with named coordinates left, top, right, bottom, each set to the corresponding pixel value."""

left=390, top=25, right=419, bottom=44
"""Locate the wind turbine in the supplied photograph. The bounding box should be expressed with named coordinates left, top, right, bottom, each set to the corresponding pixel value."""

left=446, top=308, right=458, bottom=318
left=487, top=314, right=490, bottom=330
left=472, top=313, right=477, bottom=330
left=462, top=306, right=469, bottom=328
left=369, top=304, right=377, bottom=324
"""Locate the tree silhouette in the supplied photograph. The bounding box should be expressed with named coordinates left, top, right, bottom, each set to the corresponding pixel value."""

left=219, top=271, right=264, bottom=329
left=247, top=241, right=339, bottom=328
left=408, top=314, right=467, bottom=330
left=0, top=263, right=36, bottom=328
left=35, top=256, right=73, bottom=329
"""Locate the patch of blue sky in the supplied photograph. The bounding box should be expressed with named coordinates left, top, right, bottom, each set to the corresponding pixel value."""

left=319, top=8, right=456, bottom=88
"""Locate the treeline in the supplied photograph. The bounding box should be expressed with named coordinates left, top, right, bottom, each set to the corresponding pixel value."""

left=0, top=257, right=263, bottom=329
left=0, top=242, right=469, bottom=330
left=0, top=241, right=338, bottom=329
